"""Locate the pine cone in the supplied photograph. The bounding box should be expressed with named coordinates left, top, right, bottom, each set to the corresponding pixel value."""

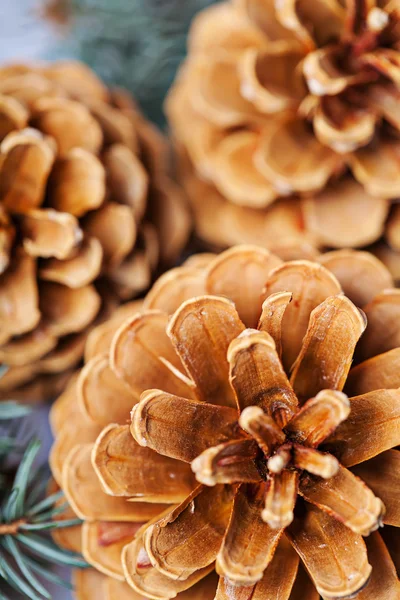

left=0, top=61, right=190, bottom=403
left=51, top=246, right=400, bottom=599
left=166, top=0, right=400, bottom=267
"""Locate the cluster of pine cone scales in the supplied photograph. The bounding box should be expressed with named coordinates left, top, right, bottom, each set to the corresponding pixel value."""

left=4, top=1, right=400, bottom=598
left=167, top=0, right=400, bottom=275
left=51, top=246, right=400, bottom=600
left=0, top=61, right=189, bottom=403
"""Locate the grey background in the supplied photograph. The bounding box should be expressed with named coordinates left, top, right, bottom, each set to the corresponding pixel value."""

left=0, top=0, right=56, bottom=62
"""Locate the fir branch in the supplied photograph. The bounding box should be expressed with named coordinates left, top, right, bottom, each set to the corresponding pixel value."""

left=0, top=438, right=88, bottom=598
left=43, top=0, right=217, bottom=125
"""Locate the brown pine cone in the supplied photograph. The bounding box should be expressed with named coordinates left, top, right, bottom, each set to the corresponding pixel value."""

left=51, top=246, right=400, bottom=599
left=0, top=61, right=190, bottom=403
left=166, top=0, right=400, bottom=270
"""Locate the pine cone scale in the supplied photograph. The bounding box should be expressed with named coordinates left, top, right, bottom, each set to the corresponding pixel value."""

left=191, top=438, right=260, bottom=486
left=299, top=465, right=385, bottom=536
left=82, top=521, right=137, bottom=580
left=216, top=482, right=283, bottom=587
left=216, top=535, right=300, bottom=599
left=39, top=235, right=103, bottom=288
left=143, top=484, right=234, bottom=581
left=110, top=311, right=194, bottom=401
left=289, top=295, right=367, bottom=402
left=287, top=505, right=372, bottom=599
left=323, top=388, right=400, bottom=466
left=130, top=390, right=240, bottom=463
left=228, top=328, right=298, bottom=425
left=19, top=208, right=83, bottom=259
left=167, top=296, right=246, bottom=406
left=122, top=517, right=215, bottom=599
left=92, top=423, right=196, bottom=503
left=284, top=389, right=351, bottom=447
left=345, top=347, right=400, bottom=395
left=63, top=444, right=165, bottom=523
left=0, top=251, right=40, bottom=338
left=352, top=450, right=400, bottom=528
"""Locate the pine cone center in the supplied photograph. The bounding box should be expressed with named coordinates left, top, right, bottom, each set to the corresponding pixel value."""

left=191, top=387, right=362, bottom=530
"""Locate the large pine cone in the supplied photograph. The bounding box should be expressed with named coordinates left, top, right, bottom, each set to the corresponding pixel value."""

left=0, top=61, right=190, bottom=403
left=166, top=0, right=400, bottom=268
left=51, top=246, right=400, bottom=599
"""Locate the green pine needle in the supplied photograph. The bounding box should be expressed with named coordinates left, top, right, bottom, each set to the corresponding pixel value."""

left=16, top=533, right=89, bottom=569
left=0, top=406, right=29, bottom=459
left=27, top=470, right=55, bottom=510
left=0, top=395, right=31, bottom=461
left=30, top=503, right=70, bottom=524
left=2, top=489, right=19, bottom=523
left=9, top=439, right=42, bottom=521
left=1, top=537, right=51, bottom=600
left=0, top=554, right=44, bottom=600
left=0, top=438, right=88, bottom=599
left=28, top=490, right=64, bottom=517
left=0, top=402, right=31, bottom=421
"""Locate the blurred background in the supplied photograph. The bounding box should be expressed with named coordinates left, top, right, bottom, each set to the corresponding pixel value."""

left=0, top=1, right=216, bottom=597
left=0, top=0, right=215, bottom=125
